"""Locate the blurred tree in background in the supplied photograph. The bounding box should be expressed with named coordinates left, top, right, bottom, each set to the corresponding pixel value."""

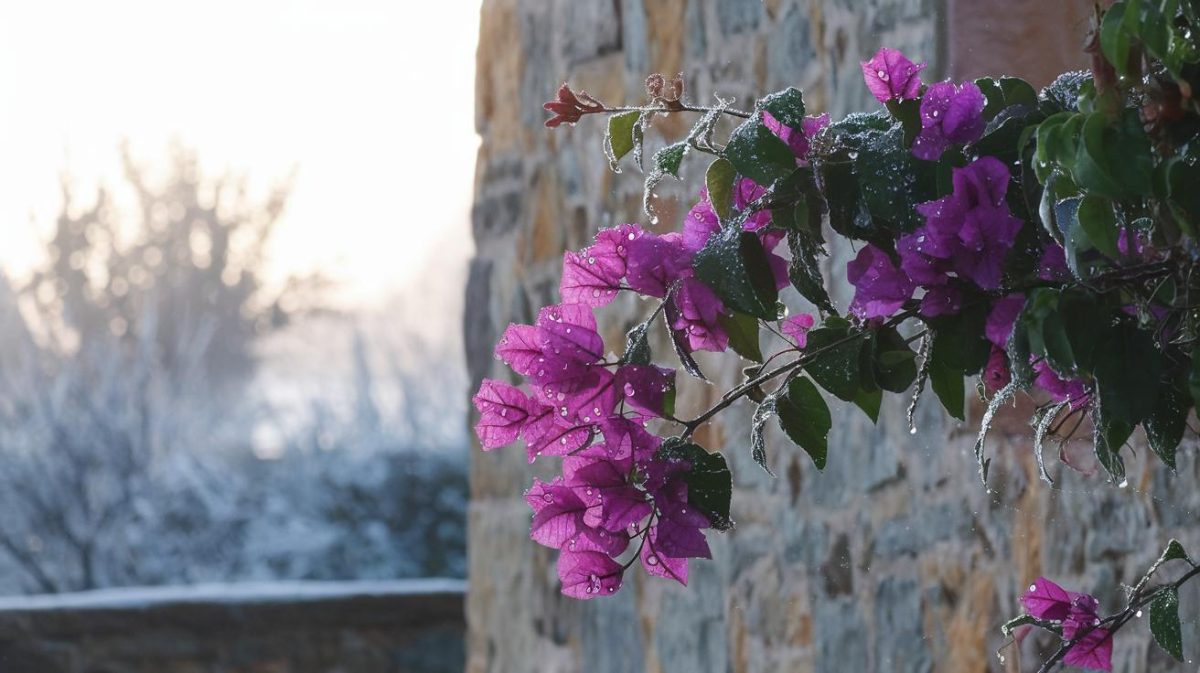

left=0, top=146, right=466, bottom=593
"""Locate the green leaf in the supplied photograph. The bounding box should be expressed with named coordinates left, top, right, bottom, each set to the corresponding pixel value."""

left=776, top=376, right=832, bottom=469
left=927, top=331, right=966, bottom=421
left=974, top=77, right=1007, bottom=120
left=705, top=158, right=736, bottom=222
left=872, top=327, right=918, bottom=393
left=973, top=103, right=1041, bottom=162
left=719, top=311, right=763, bottom=363
left=693, top=227, right=780, bottom=321
left=926, top=304, right=992, bottom=375
left=1151, top=587, right=1184, bottom=661
left=1146, top=379, right=1188, bottom=471
left=654, top=142, right=688, bottom=177
left=1076, top=195, right=1120, bottom=258
left=656, top=441, right=733, bottom=531
left=1057, top=290, right=1105, bottom=374
left=605, top=110, right=641, bottom=170
left=854, top=386, right=882, bottom=423
left=1163, top=539, right=1192, bottom=564
left=1168, top=160, right=1200, bottom=237
left=786, top=230, right=835, bottom=314
left=1100, top=2, right=1132, bottom=75
left=1073, top=111, right=1153, bottom=200
left=1093, top=409, right=1130, bottom=483
left=803, top=325, right=864, bottom=402
left=760, top=87, right=806, bottom=128
left=999, top=77, right=1038, bottom=108
left=1093, top=319, right=1162, bottom=426
left=662, top=303, right=707, bottom=381
left=856, top=123, right=937, bottom=233
left=724, top=116, right=797, bottom=186
left=884, top=98, right=921, bottom=146
left=1038, top=71, right=1091, bottom=116
left=622, top=319, right=652, bottom=365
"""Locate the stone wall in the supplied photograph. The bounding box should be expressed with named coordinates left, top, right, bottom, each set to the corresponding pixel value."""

left=465, top=1, right=1200, bottom=671
left=0, top=581, right=465, bottom=673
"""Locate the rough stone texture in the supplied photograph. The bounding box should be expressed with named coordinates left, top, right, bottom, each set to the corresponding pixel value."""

left=466, top=1, right=1200, bottom=671
left=0, top=585, right=464, bottom=673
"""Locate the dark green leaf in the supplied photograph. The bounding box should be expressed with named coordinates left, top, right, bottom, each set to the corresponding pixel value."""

left=1093, top=319, right=1162, bottom=426
left=693, top=227, right=780, bottom=321
left=776, top=376, right=832, bottom=469
left=926, top=304, right=992, bottom=375
left=856, top=123, right=937, bottom=233
left=974, top=77, right=1007, bottom=120
left=760, top=87, right=806, bottom=128
left=1147, top=379, right=1189, bottom=471
left=719, top=311, right=763, bottom=363
left=1080, top=193, right=1123, bottom=257
left=872, top=327, right=918, bottom=393
left=654, top=142, right=688, bottom=177
left=927, top=331, right=966, bottom=420
left=724, top=116, right=797, bottom=186
left=1151, top=587, right=1184, bottom=661
left=1057, top=290, right=1106, bottom=374
left=1093, top=408, right=1130, bottom=483
left=884, top=98, right=921, bottom=145
left=606, top=110, right=641, bottom=169
left=999, top=77, right=1038, bottom=108
left=973, top=104, right=1041, bottom=161
left=786, top=230, right=835, bottom=314
left=662, top=303, right=707, bottom=381
left=854, top=386, right=882, bottom=423
left=622, top=319, right=652, bottom=365
left=1038, top=71, right=1091, bottom=116
left=1163, top=539, right=1192, bottom=564
left=705, top=157, right=736, bottom=222
left=1101, top=2, right=1132, bottom=75
left=1168, top=160, right=1200, bottom=237
left=1073, top=111, right=1153, bottom=200
left=803, top=325, right=864, bottom=402
left=656, top=442, right=734, bottom=531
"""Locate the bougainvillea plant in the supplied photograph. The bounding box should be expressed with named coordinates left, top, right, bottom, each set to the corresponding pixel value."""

left=475, top=4, right=1199, bottom=670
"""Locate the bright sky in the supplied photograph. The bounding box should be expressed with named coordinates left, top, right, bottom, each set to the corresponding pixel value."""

left=0, top=0, right=481, bottom=307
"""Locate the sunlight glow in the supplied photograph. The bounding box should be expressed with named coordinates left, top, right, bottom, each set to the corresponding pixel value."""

left=0, top=0, right=482, bottom=306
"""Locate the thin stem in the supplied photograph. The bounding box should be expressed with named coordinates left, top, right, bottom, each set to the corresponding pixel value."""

left=678, top=310, right=917, bottom=439
left=603, top=103, right=752, bottom=119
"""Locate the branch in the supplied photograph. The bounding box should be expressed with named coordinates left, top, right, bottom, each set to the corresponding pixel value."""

left=678, top=310, right=917, bottom=439
left=1035, top=563, right=1200, bottom=673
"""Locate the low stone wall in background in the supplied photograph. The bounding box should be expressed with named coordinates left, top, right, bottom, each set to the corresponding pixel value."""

left=0, top=580, right=465, bottom=673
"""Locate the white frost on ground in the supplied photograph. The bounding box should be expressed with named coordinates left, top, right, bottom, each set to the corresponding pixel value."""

left=0, top=578, right=467, bottom=612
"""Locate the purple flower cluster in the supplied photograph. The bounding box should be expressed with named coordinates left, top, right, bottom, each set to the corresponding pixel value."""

left=860, top=48, right=986, bottom=162
left=847, top=157, right=1023, bottom=320
left=475, top=155, right=829, bottom=597
left=1021, top=578, right=1113, bottom=670
left=475, top=299, right=709, bottom=595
